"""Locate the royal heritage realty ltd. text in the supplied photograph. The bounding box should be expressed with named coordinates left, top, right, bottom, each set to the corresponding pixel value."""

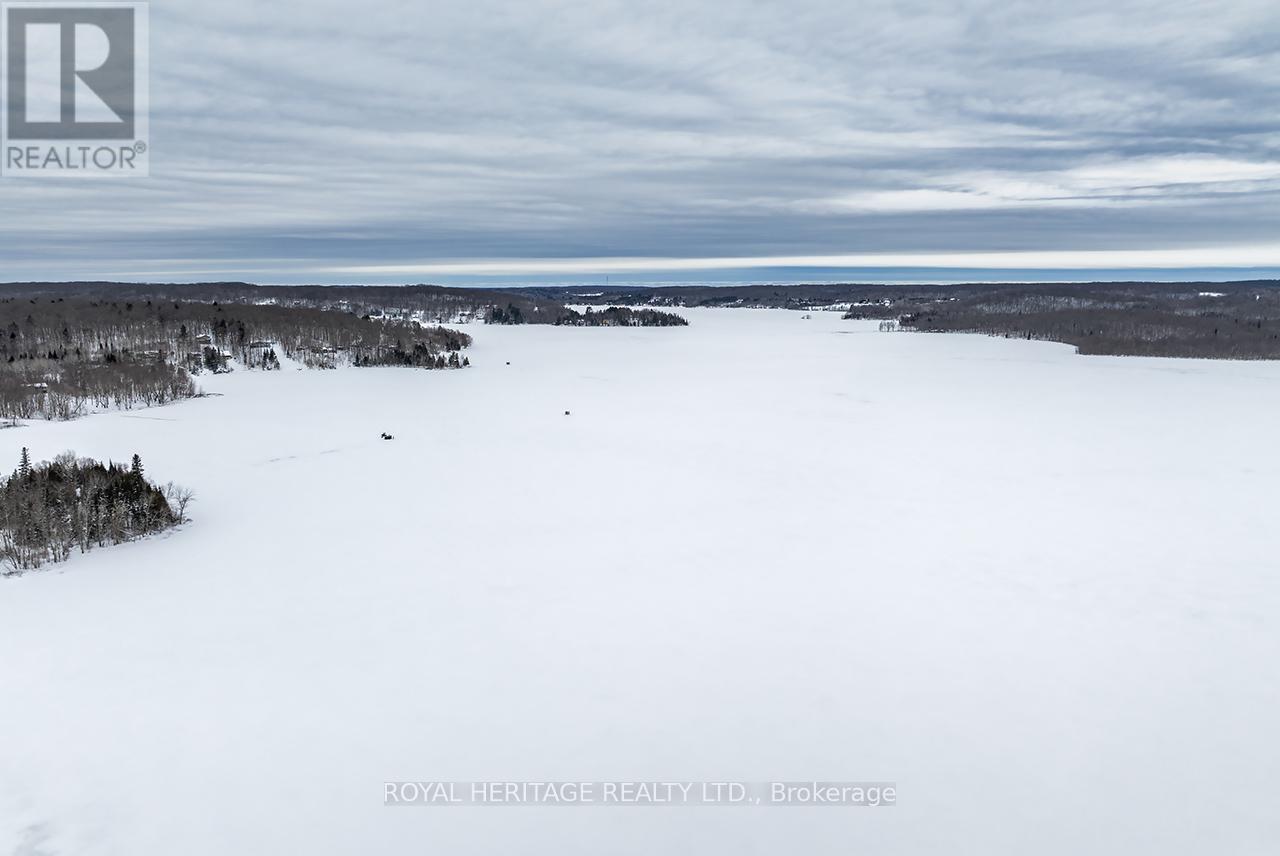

left=384, top=781, right=897, bottom=807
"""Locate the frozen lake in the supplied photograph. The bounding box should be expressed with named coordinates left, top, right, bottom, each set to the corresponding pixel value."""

left=2, top=308, right=1278, bottom=854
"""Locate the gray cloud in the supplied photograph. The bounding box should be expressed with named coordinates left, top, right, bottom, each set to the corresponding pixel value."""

left=2, top=0, right=1279, bottom=281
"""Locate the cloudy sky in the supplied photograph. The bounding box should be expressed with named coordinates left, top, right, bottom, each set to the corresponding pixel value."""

left=3, top=0, right=1280, bottom=284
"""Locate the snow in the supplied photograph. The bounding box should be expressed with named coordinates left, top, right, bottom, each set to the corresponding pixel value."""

left=2, top=308, right=1279, bottom=854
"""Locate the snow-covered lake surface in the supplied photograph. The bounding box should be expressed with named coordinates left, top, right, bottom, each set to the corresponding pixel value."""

left=2, top=308, right=1278, bottom=854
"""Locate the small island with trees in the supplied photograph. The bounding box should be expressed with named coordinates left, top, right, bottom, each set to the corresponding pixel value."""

left=1, top=448, right=192, bottom=574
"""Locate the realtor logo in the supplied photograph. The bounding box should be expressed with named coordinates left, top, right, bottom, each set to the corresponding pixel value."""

left=2, top=1, right=148, bottom=175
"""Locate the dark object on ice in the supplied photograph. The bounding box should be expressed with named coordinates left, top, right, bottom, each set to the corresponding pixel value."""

left=380, top=432, right=394, bottom=440
left=564, top=410, right=570, bottom=416
left=506, top=361, right=511, bottom=365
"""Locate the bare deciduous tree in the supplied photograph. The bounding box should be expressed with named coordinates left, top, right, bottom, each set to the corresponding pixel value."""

left=164, top=483, right=195, bottom=523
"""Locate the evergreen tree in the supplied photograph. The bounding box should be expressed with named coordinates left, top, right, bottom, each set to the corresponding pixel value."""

left=1, top=451, right=185, bottom=573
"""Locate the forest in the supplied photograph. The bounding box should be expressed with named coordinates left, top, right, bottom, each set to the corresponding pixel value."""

left=0, top=281, right=693, bottom=327
left=0, top=297, right=472, bottom=421
left=0, top=449, right=191, bottom=573
left=487, top=303, right=688, bottom=326
left=507, top=279, right=1280, bottom=359
left=554, top=306, right=688, bottom=327
left=0, top=282, right=570, bottom=325
left=842, top=283, right=1280, bottom=359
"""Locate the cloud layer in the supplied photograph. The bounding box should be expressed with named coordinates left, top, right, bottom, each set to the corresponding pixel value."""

left=3, top=0, right=1279, bottom=282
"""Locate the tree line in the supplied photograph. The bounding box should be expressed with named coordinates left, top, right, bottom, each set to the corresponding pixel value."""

left=0, top=297, right=473, bottom=420
left=554, top=306, right=689, bottom=327
left=488, top=303, right=688, bottom=326
left=0, top=282, right=571, bottom=326
left=853, top=285, right=1280, bottom=359
left=0, top=282, right=686, bottom=327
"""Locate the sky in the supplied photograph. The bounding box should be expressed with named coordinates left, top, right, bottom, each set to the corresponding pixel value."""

left=2, top=0, right=1280, bottom=285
